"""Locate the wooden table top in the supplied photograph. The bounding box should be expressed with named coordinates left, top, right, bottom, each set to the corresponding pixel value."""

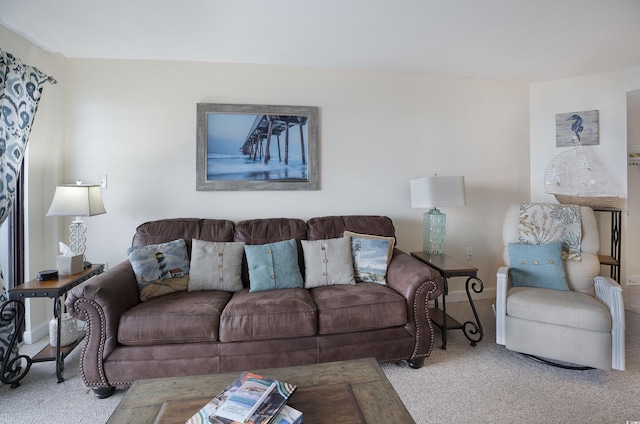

left=410, top=252, right=478, bottom=277
left=9, top=264, right=103, bottom=299
left=107, top=358, right=415, bottom=424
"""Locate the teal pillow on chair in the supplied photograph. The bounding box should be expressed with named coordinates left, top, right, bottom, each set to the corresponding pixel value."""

left=244, top=238, right=304, bottom=292
left=508, top=242, right=569, bottom=291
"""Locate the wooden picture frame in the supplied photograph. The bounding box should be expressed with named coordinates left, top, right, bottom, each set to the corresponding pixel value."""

left=196, top=103, right=319, bottom=191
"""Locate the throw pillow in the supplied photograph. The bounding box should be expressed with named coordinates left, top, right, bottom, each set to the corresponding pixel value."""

left=127, top=239, right=190, bottom=301
left=244, top=238, right=304, bottom=292
left=344, top=231, right=395, bottom=284
left=508, top=242, right=569, bottom=291
left=301, top=237, right=356, bottom=288
left=188, top=240, right=246, bottom=292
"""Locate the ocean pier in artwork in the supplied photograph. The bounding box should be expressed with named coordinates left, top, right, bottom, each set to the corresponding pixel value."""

left=241, top=115, right=308, bottom=165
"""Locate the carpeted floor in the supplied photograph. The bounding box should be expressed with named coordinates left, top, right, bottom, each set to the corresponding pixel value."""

left=382, top=295, right=640, bottom=423
left=2, top=294, right=639, bottom=423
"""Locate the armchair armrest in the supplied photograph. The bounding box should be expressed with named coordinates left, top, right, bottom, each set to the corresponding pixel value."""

left=387, top=248, right=444, bottom=358
left=594, top=276, right=625, bottom=371
left=64, top=260, right=140, bottom=386
left=494, top=266, right=511, bottom=346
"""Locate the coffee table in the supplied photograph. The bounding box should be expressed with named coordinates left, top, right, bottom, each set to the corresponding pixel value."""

left=107, top=357, right=414, bottom=423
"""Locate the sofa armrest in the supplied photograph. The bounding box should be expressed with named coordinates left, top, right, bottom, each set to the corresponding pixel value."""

left=494, top=266, right=511, bottom=346
left=386, top=248, right=444, bottom=357
left=594, top=276, right=625, bottom=371
left=65, top=260, right=140, bottom=386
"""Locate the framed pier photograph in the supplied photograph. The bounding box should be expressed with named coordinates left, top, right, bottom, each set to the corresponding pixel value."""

left=196, top=103, right=319, bottom=191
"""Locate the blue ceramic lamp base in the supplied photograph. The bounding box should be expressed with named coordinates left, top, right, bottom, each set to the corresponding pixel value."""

left=423, top=208, right=446, bottom=256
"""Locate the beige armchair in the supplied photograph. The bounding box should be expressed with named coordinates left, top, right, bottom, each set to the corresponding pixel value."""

left=494, top=203, right=624, bottom=370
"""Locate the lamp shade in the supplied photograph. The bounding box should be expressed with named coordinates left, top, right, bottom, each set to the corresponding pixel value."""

left=46, top=184, right=106, bottom=217
left=410, top=176, right=466, bottom=209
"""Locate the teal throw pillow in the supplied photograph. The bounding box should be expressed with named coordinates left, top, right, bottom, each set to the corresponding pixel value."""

left=127, top=239, right=190, bottom=300
left=508, top=242, right=569, bottom=291
left=244, top=238, right=304, bottom=292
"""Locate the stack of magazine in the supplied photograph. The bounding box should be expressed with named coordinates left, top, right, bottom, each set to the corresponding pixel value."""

left=186, top=372, right=303, bottom=424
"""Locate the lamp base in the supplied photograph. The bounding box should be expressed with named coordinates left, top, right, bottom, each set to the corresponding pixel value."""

left=423, top=208, right=446, bottom=256
left=69, top=219, right=87, bottom=255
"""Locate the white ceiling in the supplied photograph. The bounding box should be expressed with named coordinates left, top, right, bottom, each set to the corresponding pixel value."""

left=1, top=0, right=639, bottom=83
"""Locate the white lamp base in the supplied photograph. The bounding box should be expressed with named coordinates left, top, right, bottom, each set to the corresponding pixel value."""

left=69, top=218, right=87, bottom=255
left=423, top=208, right=446, bottom=256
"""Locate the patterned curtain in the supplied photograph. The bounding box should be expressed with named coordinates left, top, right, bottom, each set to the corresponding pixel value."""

left=1, top=48, right=51, bottom=383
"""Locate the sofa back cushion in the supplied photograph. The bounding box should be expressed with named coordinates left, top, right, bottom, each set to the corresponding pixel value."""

left=234, top=218, right=308, bottom=244
left=132, top=218, right=235, bottom=253
left=235, top=218, right=307, bottom=286
left=307, top=215, right=396, bottom=241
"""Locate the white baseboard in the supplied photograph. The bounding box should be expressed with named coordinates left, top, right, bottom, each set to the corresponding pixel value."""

left=22, top=321, right=49, bottom=345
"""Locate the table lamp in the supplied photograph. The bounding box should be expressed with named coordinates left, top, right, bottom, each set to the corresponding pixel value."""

left=46, top=182, right=106, bottom=255
left=410, top=175, right=466, bottom=256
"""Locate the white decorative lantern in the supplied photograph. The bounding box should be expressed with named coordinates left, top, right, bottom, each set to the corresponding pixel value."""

left=49, top=313, right=78, bottom=347
left=544, top=144, right=618, bottom=207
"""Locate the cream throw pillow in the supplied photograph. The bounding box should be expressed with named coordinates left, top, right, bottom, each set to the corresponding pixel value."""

left=188, top=240, right=246, bottom=292
left=301, top=237, right=356, bottom=288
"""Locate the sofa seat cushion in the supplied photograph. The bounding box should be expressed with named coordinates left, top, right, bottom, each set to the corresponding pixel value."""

left=219, top=288, right=317, bottom=342
left=311, top=283, right=407, bottom=335
left=507, top=287, right=611, bottom=332
left=118, top=290, right=232, bottom=345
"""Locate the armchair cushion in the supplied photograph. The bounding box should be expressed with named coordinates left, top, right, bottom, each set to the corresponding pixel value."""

left=507, top=287, right=611, bottom=332
left=508, top=242, right=569, bottom=291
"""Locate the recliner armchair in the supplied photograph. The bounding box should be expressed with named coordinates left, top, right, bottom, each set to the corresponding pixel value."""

left=495, top=203, right=624, bottom=370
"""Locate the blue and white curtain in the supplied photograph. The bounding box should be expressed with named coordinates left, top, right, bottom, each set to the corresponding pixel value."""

left=1, top=48, right=50, bottom=378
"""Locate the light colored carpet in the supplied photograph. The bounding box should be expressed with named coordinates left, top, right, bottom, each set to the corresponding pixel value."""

left=1, top=297, right=639, bottom=423
left=382, top=296, right=640, bottom=423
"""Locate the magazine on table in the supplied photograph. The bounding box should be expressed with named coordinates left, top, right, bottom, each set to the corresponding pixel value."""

left=212, top=376, right=276, bottom=422
left=185, top=371, right=298, bottom=424
left=269, top=404, right=303, bottom=424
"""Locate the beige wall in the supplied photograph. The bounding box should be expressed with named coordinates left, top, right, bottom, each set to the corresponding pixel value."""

left=7, top=21, right=639, bottom=340
left=5, top=24, right=532, bottom=339
left=63, top=59, right=530, bottom=293
left=530, top=71, right=640, bottom=293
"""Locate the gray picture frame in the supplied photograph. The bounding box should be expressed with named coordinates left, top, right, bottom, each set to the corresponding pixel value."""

left=196, top=103, right=319, bottom=191
left=556, top=110, right=599, bottom=147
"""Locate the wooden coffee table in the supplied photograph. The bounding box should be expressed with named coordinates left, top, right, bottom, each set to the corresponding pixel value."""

left=107, top=357, right=414, bottom=423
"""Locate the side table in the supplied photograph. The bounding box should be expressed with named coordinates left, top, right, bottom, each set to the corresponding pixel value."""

left=411, top=252, right=483, bottom=349
left=1, top=264, right=103, bottom=387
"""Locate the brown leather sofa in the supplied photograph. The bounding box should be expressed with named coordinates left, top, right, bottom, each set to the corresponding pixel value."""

left=66, top=215, right=444, bottom=398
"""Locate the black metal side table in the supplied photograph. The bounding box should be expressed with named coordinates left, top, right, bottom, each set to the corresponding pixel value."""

left=411, top=252, right=483, bottom=349
left=1, top=264, right=103, bottom=387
